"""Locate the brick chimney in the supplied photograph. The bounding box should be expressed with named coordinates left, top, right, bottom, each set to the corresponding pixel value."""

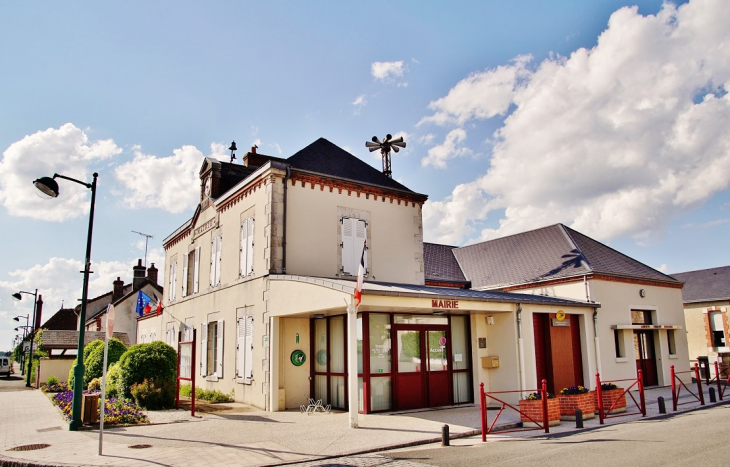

left=132, top=259, right=146, bottom=290
left=112, top=277, right=124, bottom=302
left=147, top=263, right=158, bottom=285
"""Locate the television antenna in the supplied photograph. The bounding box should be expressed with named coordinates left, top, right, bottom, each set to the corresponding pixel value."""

left=365, top=134, right=406, bottom=178
left=132, top=230, right=154, bottom=267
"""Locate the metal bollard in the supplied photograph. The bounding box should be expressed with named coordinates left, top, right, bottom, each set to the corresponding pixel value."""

left=658, top=396, right=666, bottom=414
left=575, top=409, right=583, bottom=429
left=709, top=387, right=717, bottom=403
left=442, top=424, right=450, bottom=446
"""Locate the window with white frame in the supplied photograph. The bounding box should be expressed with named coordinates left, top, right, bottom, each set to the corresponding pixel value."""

left=341, top=217, right=367, bottom=276
left=614, top=329, right=625, bottom=358
left=184, top=317, right=194, bottom=341
left=168, top=259, right=178, bottom=302
left=240, top=217, right=255, bottom=277
left=139, top=329, right=147, bottom=344
left=210, top=234, right=222, bottom=287
left=667, top=329, right=677, bottom=355
left=237, top=316, right=254, bottom=382
left=166, top=322, right=176, bottom=347
left=709, top=312, right=726, bottom=348
left=183, top=247, right=200, bottom=297
left=201, top=320, right=224, bottom=377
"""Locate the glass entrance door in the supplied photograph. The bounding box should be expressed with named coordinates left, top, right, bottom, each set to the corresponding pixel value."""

left=394, top=325, right=450, bottom=410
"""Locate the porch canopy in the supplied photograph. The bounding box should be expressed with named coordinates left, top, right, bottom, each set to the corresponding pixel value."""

left=268, top=274, right=594, bottom=316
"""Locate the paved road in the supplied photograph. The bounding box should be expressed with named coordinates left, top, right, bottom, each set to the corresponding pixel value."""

left=373, top=403, right=730, bottom=467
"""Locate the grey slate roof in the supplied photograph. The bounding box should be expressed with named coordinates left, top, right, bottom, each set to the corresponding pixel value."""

left=423, top=243, right=467, bottom=283
left=41, top=331, right=131, bottom=349
left=452, top=224, right=679, bottom=290
left=287, top=138, right=423, bottom=195
left=670, top=266, right=730, bottom=303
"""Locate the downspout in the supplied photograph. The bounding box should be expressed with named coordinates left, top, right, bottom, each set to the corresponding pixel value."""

left=516, top=303, right=526, bottom=393
left=282, top=166, right=290, bottom=274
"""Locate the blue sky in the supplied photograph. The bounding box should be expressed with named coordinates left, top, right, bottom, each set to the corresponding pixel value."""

left=2, top=0, right=729, bottom=349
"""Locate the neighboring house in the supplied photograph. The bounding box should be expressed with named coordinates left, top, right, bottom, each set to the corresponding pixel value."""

left=84, top=260, right=162, bottom=346
left=670, top=265, right=730, bottom=377
left=430, top=223, right=690, bottom=391
left=143, top=138, right=597, bottom=413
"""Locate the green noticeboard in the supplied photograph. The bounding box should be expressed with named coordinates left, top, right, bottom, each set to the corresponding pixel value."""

left=291, top=350, right=306, bottom=366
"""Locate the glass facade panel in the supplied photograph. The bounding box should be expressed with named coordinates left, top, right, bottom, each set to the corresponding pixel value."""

left=427, top=330, right=448, bottom=371
left=394, top=315, right=448, bottom=325
left=330, top=376, right=345, bottom=408
left=314, top=375, right=327, bottom=403
left=314, top=319, right=327, bottom=373
left=370, top=314, right=391, bottom=374
left=397, top=330, right=421, bottom=373
left=330, top=317, right=345, bottom=373
left=451, top=316, right=469, bottom=370
left=358, top=377, right=363, bottom=411
left=370, top=376, right=392, bottom=411
left=357, top=314, right=363, bottom=374
left=453, top=372, right=470, bottom=403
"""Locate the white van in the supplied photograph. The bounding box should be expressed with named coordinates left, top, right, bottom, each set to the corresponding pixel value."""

left=0, top=357, right=10, bottom=378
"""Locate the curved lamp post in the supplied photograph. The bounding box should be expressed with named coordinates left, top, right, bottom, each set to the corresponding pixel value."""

left=12, top=314, right=30, bottom=375
left=13, top=292, right=38, bottom=387
left=34, top=172, right=98, bottom=431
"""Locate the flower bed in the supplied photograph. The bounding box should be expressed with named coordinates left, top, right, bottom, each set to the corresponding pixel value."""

left=51, top=390, right=148, bottom=425
left=558, top=386, right=595, bottom=420
left=41, top=382, right=70, bottom=393
left=592, top=384, right=627, bottom=414
left=519, top=392, right=561, bottom=427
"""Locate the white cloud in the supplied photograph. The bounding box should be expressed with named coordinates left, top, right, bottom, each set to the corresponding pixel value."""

left=421, top=129, right=471, bottom=168
left=0, top=123, right=121, bottom=221
left=371, top=61, right=407, bottom=86
left=657, top=263, right=668, bottom=273
left=352, top=94, right=367, bottom=115
left=423, top=183, right=490, bottom=245
left=422, top=0, right=730, bottom=244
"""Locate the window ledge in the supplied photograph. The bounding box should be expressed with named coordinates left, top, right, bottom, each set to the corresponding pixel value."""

left=236, top=377, right=253, bottom=385
left=205, top=375, right=220, bottom=382
left=615, top=357, right=629, bottom=363
left=668, top=354, right=678, bottom=359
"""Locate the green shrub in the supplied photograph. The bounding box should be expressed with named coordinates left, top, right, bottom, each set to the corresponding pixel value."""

left=130, top=378, right=176, bottom=410
left=117, top=341, right=177, bottom=404
left=84, top=338, right=127, bottom=388
left=46, top=375, right=59, bottom=386
left=178, top=384, right=234, bottom=403
left=88, top=377, right=102, bottom=391
left=68, top=340, right=104, bottom=388
left=179, top=383, right=192, bottom=397
left=106, top=362, right=121, bottom=398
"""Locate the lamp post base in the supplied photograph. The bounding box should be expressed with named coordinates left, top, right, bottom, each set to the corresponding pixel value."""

left=69, top=363, right=85, bottom=431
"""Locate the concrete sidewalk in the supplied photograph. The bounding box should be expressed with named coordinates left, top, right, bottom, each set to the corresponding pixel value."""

left=0, top=383, right=721, bottom=467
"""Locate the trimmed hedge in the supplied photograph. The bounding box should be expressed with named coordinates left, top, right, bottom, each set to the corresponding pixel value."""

left=68, top=340, right=104, bottom=388
left=67, top=338, right=127, bottom=389
left=117, top=341, right=177, bottom=408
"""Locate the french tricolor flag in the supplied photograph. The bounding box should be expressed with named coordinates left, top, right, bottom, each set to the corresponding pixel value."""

left=354, top=240, right=366, bottom=307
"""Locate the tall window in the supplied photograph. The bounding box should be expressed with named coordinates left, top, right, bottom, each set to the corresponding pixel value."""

left=709, top=312, right=726, bottom=348
left=614, top=329, right=625, bottom=358
left=183, top=247, right=200, bottom=297
left=201, top=320, right=224, bottom=377
left=341, top=217, right=367, bottom=276
left=237, top=316, right=254, bottom=382
left=240, top=217, right=255, bottom=277
left=166, top=322, right=176, bottom=347
left=667, top=330, right=677, bottom=355
left=210, top=234, right=222, bottom=287
left=168, top=259, right=177, bottom=301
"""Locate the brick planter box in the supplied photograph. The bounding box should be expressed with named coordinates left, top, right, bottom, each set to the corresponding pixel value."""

left=519, top=398, right=561, bottom=427
left=558, top=392, right=595, bottom=420
left=592, top=388, right=627, bottom=414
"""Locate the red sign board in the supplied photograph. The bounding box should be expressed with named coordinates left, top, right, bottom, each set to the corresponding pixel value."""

left=432, top=299, right=459, bottom=309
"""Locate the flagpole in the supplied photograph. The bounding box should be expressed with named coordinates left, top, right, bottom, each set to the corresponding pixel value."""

left=347, top=295, right=358, bottom=429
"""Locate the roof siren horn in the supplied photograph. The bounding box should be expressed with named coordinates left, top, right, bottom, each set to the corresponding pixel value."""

left=365, top=133, right=406, bottom=178
left=229, top=141, right=237, bottom=163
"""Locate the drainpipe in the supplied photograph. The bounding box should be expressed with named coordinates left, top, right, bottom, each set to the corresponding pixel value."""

left=593, top=308, right=602, bottom=380
left=282, top=166, right=290, bottom=274
left=516, top=303, right=526, bottom=393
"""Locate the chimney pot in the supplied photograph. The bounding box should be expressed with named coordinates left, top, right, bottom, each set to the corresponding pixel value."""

left=147, top=263, right=158, bottom=285
left=113, top=277, right=124, bottom=302
left=133, top=259, right=146, bottom=290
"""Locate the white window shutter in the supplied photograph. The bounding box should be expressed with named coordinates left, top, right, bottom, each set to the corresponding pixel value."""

left=201, top=323, right=208, bottom=376
left=216, top=320, right=224, bottom=378
left=193, top=247, right=200, bottom=293
left=169, top=263, right=174, bottom=301
left=215, top=235, right=222, bottom=286
left=246, top=217, right=254, bottom=275
left=355, top=219, right=367, bottom=273
left=244, top=316, right=254, bottom=381
left=182, top=253, right=188, bottom=297
left=237, top=318, right=245, bottom=378
left=341, top=217, right=355, bottom=275
left=240, top=219, right=248, bottom=276
left=210, top=237, right=216, bottom=286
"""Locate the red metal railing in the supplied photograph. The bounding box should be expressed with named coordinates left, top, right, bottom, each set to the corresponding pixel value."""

left=671, top=363, right=704, bottom=411
left=595, top=371, right=646, bottom=425
left=176, top=329, right=197, bottom=416
left=711, top=362, right=730, bottom=400
left=479, top=379, right=550, bottom=442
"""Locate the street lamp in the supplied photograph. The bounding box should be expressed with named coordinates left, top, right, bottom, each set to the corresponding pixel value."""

left=34, top=172, right=98, bottom=431
left=13, top=292, right=38, bottom=387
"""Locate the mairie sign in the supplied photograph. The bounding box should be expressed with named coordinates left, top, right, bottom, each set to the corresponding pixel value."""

left=432, top=299, right=459, bottom=309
